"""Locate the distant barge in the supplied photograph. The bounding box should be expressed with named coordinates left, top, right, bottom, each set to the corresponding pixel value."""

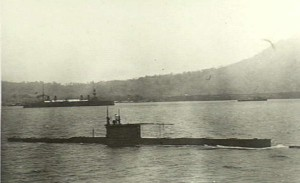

left=8, top=109, right=271, bottom=148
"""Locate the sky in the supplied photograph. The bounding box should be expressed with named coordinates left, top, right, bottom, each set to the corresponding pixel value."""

left=2, top=0, right=300, bottom=83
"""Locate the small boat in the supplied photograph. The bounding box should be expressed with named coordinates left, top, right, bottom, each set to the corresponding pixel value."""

left=238, top=97, right=267, bottom=102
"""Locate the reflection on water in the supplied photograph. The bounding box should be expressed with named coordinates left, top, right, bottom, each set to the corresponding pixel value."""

left=2, top=100, right=300, bottom=182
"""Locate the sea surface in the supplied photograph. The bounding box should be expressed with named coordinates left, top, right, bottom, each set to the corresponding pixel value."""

left=2, top=100, right=300, bottom=182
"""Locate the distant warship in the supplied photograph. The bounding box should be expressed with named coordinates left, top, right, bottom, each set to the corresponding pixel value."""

left=23, top=87, right=114, bottom=108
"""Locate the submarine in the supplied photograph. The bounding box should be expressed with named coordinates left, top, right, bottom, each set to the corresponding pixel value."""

left=8, top=108, right=272, bottom=148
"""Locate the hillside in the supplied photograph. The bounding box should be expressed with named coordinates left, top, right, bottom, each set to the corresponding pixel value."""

left=2, top=38, right=300, bottom=105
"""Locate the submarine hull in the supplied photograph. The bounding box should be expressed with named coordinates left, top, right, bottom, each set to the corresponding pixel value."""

left=7, top=137, right=271, bottom=148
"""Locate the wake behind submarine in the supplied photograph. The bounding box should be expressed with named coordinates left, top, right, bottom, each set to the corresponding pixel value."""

left=7, top=107, right=279, bottom=148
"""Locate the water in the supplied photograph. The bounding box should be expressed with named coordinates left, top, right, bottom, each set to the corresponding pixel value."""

left=2, top=100, right=300, bottom=182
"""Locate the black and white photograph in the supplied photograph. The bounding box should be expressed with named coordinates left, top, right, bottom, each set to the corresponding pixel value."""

left=1, top=0, right=300, bottom=182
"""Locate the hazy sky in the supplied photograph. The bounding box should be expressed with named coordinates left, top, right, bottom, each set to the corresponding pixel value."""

left=2, top=0, right=300, bottom=83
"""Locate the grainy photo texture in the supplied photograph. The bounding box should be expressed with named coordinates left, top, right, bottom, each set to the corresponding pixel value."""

left=1, top=0, right=300, bottom=182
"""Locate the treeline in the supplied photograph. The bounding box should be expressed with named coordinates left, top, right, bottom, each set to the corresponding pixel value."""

left=2, top=65, right=300, bottom=106
left=1, top=69, right=218, bottom=105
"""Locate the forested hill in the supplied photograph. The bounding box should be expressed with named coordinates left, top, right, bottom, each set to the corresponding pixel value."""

left=2, top=38, right=300, bottom=105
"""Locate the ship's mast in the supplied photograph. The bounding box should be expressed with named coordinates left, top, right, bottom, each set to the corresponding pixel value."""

left=42, top=82, right=45, bottom=101
left=106, top=106, right=110, bottom=125
left=93, top=88, right=96, bottom=98
left=92, top=81, right=96, bottom=98
left=118, top=109, right=121, bottom=123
